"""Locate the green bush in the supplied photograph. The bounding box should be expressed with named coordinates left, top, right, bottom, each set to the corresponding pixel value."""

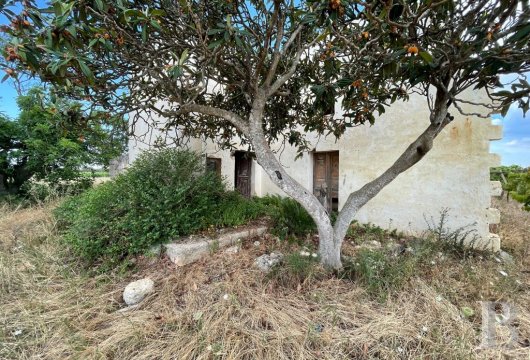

left=342, top=249, right=416, bottom=301
left=490, top=166, right=530, bottom=210
left=20, top=178, right=93, bottom=203
left=55, top=149, right=265, bottom=267
left=260, top=195, right=316, bottom=239
left=215, top=192, right=266, bottom=227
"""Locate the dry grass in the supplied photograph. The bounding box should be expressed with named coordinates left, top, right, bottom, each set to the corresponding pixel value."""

left=1, top=199, right=529, bottom=359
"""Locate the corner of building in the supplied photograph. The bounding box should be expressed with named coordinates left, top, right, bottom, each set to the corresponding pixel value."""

left=486, top=119, right=503, bottom=251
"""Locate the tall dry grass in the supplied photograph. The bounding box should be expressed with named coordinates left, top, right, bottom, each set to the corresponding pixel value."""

left=0, top=199, right=529, bottom=359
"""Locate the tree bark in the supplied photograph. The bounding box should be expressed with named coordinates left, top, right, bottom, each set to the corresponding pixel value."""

left=241, top=90, right=453, bottom=269
left=318, top=226, right=342, bottom=269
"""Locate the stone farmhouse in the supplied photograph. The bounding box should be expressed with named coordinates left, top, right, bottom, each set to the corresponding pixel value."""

left=126, top=90, right=504, bottom=250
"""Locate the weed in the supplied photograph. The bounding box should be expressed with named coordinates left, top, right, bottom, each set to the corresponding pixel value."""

left=424, top=208, right=487, bottom=258
left=341, top=249, right=416, bottom=301
left=269, top=251, right=322, bottom=286
left=346, top=221, right=393, bottom=245
left=209, top=240, right=220, bottom=254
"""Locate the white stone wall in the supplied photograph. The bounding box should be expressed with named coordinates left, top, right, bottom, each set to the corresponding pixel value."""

left=129, top=91, right=503, bottom=250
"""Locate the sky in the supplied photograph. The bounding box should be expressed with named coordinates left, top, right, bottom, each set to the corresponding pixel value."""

left=0, top=2, right=529, bottom=167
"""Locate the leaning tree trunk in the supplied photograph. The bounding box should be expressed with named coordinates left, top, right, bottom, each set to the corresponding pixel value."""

left=244, top=90, right=451, bottom=269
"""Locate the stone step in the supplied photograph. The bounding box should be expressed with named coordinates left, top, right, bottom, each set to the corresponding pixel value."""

left=165, top=226, right=268, bottom=266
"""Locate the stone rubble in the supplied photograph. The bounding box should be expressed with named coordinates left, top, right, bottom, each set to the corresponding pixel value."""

left=254, top=252, right=284, bottom=273
left=123, top=278, right=155, bottom=306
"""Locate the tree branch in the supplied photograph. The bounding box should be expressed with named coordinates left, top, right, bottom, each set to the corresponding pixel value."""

left=333, top=108, right=453, bottom=241
left=176, top=104, right=249, bottom=135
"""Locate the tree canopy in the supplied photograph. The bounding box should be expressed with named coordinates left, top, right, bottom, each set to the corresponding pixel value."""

left=2, top=0, right=528, bottom=150
left=0, top=87, right=126, bottom=193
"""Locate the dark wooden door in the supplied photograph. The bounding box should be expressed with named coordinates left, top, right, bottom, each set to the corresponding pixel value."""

left=235, top=152, right=252, bottom=198
left=313, top=151, right=339, bottom=212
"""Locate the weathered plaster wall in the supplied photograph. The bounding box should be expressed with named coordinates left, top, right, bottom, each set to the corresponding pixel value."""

left=129, top=91, right=503, bottom=250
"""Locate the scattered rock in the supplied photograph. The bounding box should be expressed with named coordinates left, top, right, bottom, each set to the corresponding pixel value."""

left=499, top=250, right=514, bottom=265
left=253, top=241, right=261, bottom=247
left=224, top=245, right=240, bottom=254
left=254, top=252, right=283, bottom=273
left=123, top=278, right=154, bottom=306
left=314, top=324, right=324, bottom=333
left=387, top=242, right=405, bottom=256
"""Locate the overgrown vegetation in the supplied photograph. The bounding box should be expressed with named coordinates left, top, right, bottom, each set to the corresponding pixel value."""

left=55, top=149, right=266, bottom=268
left=260, top=195, right=316, bottom=240
left=3, top=199, right=528, bottom=359
left=0, top=87, right=125, bottom=198
left=491, top=165, right=530, bottom=210
left=342, top=249, right=416, bottom=301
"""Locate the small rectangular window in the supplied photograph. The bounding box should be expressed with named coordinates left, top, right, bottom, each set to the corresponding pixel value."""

left=206, top=157, right=222, bottom=177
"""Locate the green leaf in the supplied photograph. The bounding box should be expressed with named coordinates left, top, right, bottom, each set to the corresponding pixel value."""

left=234, top=35, right=243, bottom=48
left=89, top=38, right=99, bottom=48
left=179, top=49, right=189, bottom=66
left=315, top=29, right=330, bottom=43
left=207, top=39, right=224, bottom=49
left=95, top=0, right=104, bottom=11
left=336, top=78, right=354, bottom=88
left=492, top=90, right=512, bottom=97
left=150, top=19, right=162, bottom=31
left=419, top=51, right=433, bottom=64
left=150, top=9, right=166, bottom=17
left=509, top=23, right=530, bottom=43
left=1, top=74, right=9, bottom=83
left=78, top=59, right=94, bottom=83
left=207, top=28, right=224, bottom=35
left=141, top=25, right=147, bottom=42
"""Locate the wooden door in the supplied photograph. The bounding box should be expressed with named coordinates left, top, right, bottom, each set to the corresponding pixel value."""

left=235, top=152, right=252, bottom=198
left=313, top=152, right=339, bottom=212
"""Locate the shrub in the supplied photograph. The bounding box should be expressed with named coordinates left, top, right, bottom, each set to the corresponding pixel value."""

left=215, top=192, right=266, bottom=228
left=260, top=195, right=316, bottom=239
left=55, top=149, right=264, bottom=267
left=341, top=249, right=416, bottom=301
left=20, top=178, right=93, bottom=203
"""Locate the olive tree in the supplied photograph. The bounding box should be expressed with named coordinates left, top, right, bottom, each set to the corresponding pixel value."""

left=2, top=0, right=529, bottom=268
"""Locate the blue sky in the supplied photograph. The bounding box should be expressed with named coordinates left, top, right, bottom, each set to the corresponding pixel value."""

left=1, top=2, right=529, bottom=167
left=491, top=107, right=530, bottom=167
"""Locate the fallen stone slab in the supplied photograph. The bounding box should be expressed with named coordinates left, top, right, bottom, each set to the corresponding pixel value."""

left=165, top=226, right=268, bottom=266
left=354, top=240, right=382, bottom=251
left=123, top=278, right=154, bottom=306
